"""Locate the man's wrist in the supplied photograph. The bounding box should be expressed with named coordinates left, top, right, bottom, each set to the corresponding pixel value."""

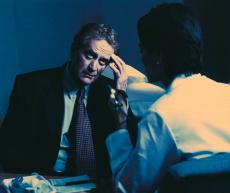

left=116, top=89, right=128, bottom=99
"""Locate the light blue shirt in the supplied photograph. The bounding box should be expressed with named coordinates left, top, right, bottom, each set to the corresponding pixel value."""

left=53, top=64, right=89, bottom=173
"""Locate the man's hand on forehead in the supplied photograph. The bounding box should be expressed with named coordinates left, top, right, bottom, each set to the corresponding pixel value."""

left=109, top=54, right=128, bottom=91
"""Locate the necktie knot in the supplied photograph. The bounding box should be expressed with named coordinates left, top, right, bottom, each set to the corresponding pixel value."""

left=77, top=87, right=85, bottom=101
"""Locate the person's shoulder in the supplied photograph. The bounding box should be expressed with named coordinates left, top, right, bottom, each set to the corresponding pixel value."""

left=14, top=65, right=65, bottom=91
left=127, top=82, right=165, bottom=100
left=16, top=66, right=64, bottom=81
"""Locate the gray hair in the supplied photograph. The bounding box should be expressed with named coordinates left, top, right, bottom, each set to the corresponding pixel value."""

left=71, top=23, right=119, bottom=57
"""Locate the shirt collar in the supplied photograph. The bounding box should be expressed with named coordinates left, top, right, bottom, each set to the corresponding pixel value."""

left=63, top=62, right=90, bottom=99
left=167, top=73, right=201, bottom=92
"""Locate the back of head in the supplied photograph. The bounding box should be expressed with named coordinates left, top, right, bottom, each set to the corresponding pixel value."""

left=138, top=3, right=203, bottom=83
left=71, top=23, right=119, bottom=57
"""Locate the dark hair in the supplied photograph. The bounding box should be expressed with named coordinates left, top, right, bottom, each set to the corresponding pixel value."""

left=71, top=23, right=119, bottom=57
left=138, top=3, right=203, bottom=82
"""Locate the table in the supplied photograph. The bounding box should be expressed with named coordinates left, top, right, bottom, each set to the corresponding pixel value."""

left=0, top=173, right=94, bottom=193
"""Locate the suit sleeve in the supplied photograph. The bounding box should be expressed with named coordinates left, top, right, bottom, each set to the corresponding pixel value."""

left=0, top=76, right=32, bottom=171
left=106, top=112, right=180, bottom=193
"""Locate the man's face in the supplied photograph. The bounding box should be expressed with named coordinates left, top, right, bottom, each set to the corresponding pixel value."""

left=71, top=39, right=114, bottom=85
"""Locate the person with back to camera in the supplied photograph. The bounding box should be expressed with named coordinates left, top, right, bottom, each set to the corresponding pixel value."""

left=106, top=3, right=230, bottom=193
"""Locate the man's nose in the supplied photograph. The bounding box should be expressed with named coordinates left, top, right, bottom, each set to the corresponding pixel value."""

left=89, top=60, right=98, bottom=71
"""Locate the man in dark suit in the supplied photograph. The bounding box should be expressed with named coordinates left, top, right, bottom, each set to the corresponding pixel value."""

left=0, top=23, right=130, bottom=184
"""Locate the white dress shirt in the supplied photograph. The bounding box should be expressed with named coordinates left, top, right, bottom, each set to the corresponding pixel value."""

left=153, top=74, right=230, bottom=158
left=106, top=74, right=230, bottom=192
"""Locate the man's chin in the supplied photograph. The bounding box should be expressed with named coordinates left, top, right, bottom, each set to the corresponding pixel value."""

left=80, top=76, right=97, bottom=85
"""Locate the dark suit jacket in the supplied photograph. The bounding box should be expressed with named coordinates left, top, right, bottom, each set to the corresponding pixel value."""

left=0, top=65, right=135, bottom=180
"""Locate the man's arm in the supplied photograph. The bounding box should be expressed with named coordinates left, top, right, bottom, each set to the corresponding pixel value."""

left=106, top=112, right=180, bottom=193
left=0, top=75, right=32, bottom=172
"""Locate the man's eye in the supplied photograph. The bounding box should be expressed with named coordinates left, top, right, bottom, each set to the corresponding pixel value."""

left=85, top=53, right=94, bottom=59
left=99, top=59, right=109, bottom=66
left=84, top=51, right=95, bottom=59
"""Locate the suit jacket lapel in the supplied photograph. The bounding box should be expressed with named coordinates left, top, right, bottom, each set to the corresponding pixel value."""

left=42, top=67, right=64, bottom=154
